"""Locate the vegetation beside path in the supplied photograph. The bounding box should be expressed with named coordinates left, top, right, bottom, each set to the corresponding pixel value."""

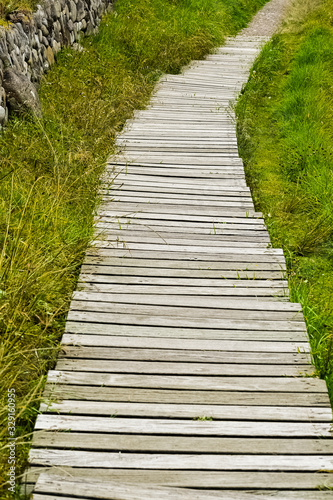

left=0, top=0, right=269, bottom=495
left=237, top=0, right=333, bottom=403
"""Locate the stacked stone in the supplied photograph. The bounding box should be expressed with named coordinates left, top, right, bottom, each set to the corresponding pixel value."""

left=0, top=0, right=113, bottom=127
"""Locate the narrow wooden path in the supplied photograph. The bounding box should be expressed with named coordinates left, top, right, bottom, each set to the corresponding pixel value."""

left=27, top=31, right=333, bottom=500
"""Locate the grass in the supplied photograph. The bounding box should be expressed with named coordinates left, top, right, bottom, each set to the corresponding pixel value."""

left=0, top=0, right=268, bottom=495
left=236, top=0, right=333, bottom=403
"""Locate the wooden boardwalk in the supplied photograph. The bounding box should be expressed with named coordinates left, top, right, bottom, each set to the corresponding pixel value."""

left=27, top=35, right=333, bottom=499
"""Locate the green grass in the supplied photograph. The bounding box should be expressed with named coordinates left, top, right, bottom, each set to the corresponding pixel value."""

left=0, top=0, right=268, bottom=495
left=236, top=0, right=333, bottom=403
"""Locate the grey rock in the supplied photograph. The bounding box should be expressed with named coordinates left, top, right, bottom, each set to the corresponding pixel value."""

left=0, top=106, right=6, bottom=122
left=69, top=0, right=77, bottom=20
left=85, top=20, right=94, bottom=35
left=53, top=21, right=62, bottom=42
left=2, top=67, right=42, bottom=118
left=6, top=31, right=16, bottom=52
left=32, top=48, right=39, bottom=63
left=41, top=24, right=49, bottom=36
left=67, top=18, right=74, bottom=31
left=76, top=0, right=86, bottom=21
left=51, top=0, right=62, bottom=20
left=11, top=50, right=24, bottom=72
left=52, top=39, right=61, bottom=54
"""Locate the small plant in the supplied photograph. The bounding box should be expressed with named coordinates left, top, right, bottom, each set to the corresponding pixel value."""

left=193, top=416, right=214, bottom=421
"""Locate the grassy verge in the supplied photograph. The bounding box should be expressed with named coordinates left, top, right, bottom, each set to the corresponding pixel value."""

left=0, top=0, right=268, bottom=495
left=236, top=0, right=333, bottom=403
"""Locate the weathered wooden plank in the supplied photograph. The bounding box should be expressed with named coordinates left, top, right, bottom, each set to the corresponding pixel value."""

left=31, top=473, right=333, bottom=499
left=99, top=205, right=261, bottom=220
left=87, top=250, right=285, bottom=266
left=34, top=415, right=332, bottom=437
left=87, top=250, right=285, bottom=267
left=102, top=191, right=254, bottom=206
left=31, top=491, right=333, bottom=500
left=25, top=467, right=333, bottom=490
left=38, top=402, right=331, bottom=422
left=69, top=300, right=303, bottom=322
left=82, top=256, right=281, bottom=270
left=101, top=191, right=255, bottom=205
left=102, top=183, right=252, bottom=196
left=24, top=467, right=333, bottom=490
left=96, top=235, right=270, bottom=249
left=72, top=293, right=299, bottom=312
left=32, top=431, right=333, bottom=454
left=55, top=359, right=312, bottom=377
left=110, top=167, right=246, bottom=178
left=29, top=449, right=333, bottom=470
left=79, top=274, right=285, bottom=288
left=97, top=212, right=266, bottom=227
left=47, top=371, right=323, bottom=392
left=82, top=261, right=285, bottom=276
left=92, top=242, right=280, bottom=257
left=79, top=283, right=287, bottom=298
left=60, top=346, right=309, bottom=364
left=95, top=223, right=268, bottom=238
left=64, top=312, right=306, bottom=331
left=95, top=223, right=269, bottom=237
left=63, top=323, right=306, bottom=342
left=43, top=385, right=330, bottom=407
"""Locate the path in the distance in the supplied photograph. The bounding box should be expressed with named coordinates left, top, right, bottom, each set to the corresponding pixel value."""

left=27, top=0, right=333, bottom=498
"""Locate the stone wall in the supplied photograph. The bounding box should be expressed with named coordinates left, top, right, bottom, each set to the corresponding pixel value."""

left=0, top=0, right=114, bottom=126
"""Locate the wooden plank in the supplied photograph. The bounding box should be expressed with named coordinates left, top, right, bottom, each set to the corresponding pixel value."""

left=103, top=195, right=254, bottom=209
left=87, top=250, right=285, bottom=265
left=79, top=283, right=287, bottom=298
left=62, top=325, right=308, bottom=341
left=31, top=491, right=333, bottom=500
left=109, top=167, right=246, bottom=178
left=96, top=219, right=268, bottom=233
left=34, top=415, right=332, bottom=437
left=60, top=346, right=309, bottom=363
left=29, top=450, right=333, bottom=470
left=92, top=242, right=280, bottom=257
left=38, top=402, right=331, bottom=422
left=43, top=386, right=330, bottom=407
left=64, top=312, right=306, bottom=331
left=31, top=473, right=333, bottom=499
left=94, top=231, right=270, bottom=245
left=46, top=371, right=323, bottom=392
left=79, top=274, right=285, bottom=288
left=63, top=332, right=309, bottom=354
left=80, top=264, right=285, bottom=279
left=69, top=300, right=302, bottom=321
left=72, top=293, right=299, bottom=312
left=24, top=467, right=333, bottom=489
left=115, top=158, right=245, bottom=167
left=33, top=431, right=333, bottom=453
left=97, top=235, right=268, bottom=249
left=81, top=260, right=285, bottom=273
left=55, top=359, right=312, bottom=377
left=96, top=213, right=267, bottom=227
left=101, top=189, right=254, bottom=202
